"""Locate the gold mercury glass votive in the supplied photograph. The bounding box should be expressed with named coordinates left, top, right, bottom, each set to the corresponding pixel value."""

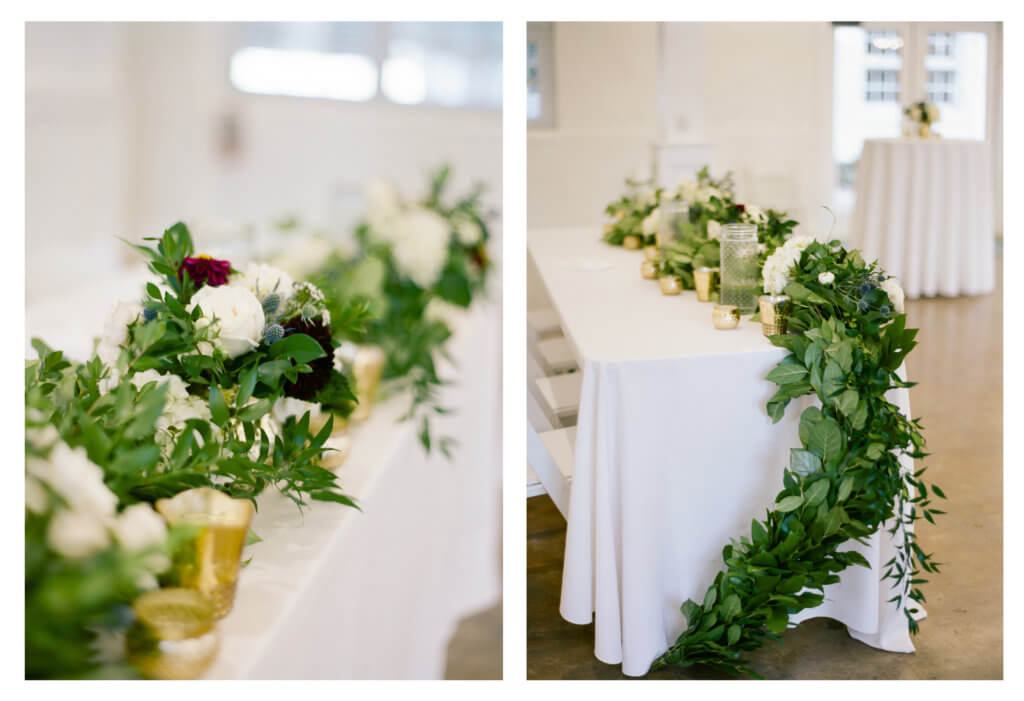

left=694, top=266, right=720, bottom=302
left=643, top=244, right=661, bottom=261
left=659, top=275, right=682, bottom=295
left=758, top=294, right=792, bottom=337
left=155, top=488, right=254, bottom=619
left=622, top=234, right=642, bottom=250
left=712, top=304, right=741, bottom=330
left=125, top=588, right=220, bottom=680
left=641, top=259, right=659, bottom=280
left=918, top=123, right=931, bottom=138
left=336, top=343, right=386, bottom=422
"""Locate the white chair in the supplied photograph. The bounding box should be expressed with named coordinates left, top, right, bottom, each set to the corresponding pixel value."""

left=527, top=424, right=576, bottom=519
left=527, top=465, right=547, bottom=498
left=533, top=373, right=583, bottom=426
left=535, top=337, right=577, bottom=375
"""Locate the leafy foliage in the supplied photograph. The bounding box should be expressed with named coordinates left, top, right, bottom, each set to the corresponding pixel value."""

left=652, top=240, right=942, bottom=678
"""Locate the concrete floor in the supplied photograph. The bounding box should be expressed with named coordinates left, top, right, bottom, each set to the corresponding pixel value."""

left=444, top=603, right=502, bottom=679
left=527, top=265, right=1003, bottom=680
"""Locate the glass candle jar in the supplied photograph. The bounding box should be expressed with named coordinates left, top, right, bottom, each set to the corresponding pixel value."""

left=126, top=588, right=220, bottom=679
left=719, top=223, right=760, bottom=314
left=656, top=200, right=690, bottom=249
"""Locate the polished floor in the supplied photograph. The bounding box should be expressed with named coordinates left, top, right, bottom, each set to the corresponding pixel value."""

left=527, top=263, right=1003, bottom=680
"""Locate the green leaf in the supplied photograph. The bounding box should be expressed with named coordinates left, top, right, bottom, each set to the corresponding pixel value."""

left=776, top=574, right=806, bottom=595
left=790, top=448, right=822, bottom=476
left=808, top=416, right=844, bottom=466
left=776, top=495, right=804, bottom=513
left=765, top=362, right=808, bottom=386
left=766, top=608, right=789, bottom=634
left=931, top=485, right=947, bottom=499
left=805, top=478, right=831, bottom=506
left=209, top=386, right=229, bottom=427
left=751, top=519, right=768, bottom=547
left=836, top=389, right=859, bottom=416
left=703, top=586, right=718, bottom=612
left=268, top=333, right=328, bottom=363
left=836, top=475, right=855, bottom=502
left=236, top=366, right=258, bottom=408
left=237, top=398, right=272, bottom=422
left=798, top=406, right=823, bottom=445
left=720, top=594, right=741, bottom=621
left=727, top=623, right=742, bottom=646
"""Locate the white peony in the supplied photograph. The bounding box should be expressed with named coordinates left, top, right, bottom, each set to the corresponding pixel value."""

left=111, top=503, right=168, bottom=554
left=818, top=272, right=836, bottom=285
left=880, top=277, right=906, bottom=313
left=233, top=262, right=295, bottom=304
left=28, top=442, right=118, bottom=518
left=642, top=208, right=660, bottom=236
left=96, top=300, right=143, bottom=368
left=783, top=235, right=815, bottom=252
left=364, top=179, right=402, bottom=234
left=453, top=214, right=483, bottom=246
left=707, top=220, right=722, bottom=241
left=424, top=297, right=466, bottom=326
left=762, top=244, right=807, bottom=296
left=746, top=205, right=764, bottom=223
left=386, top=207, right=451, bottom=289
left=187, top=285, right=266, bottom=359
left=131, top=369, right=189, bottom=403
left=26, top=476, right=48, bottom=514
left=47, top=508, right=110, bottom=558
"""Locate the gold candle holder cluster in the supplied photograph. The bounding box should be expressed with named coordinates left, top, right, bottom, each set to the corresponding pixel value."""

left=640, top=259, right=659, bottom=280
left=642, top=245, right=661, bottom=262
left=694, top=267, right=720, bottom=302
left=659, top=275, right=682, bottom=295
left=622, top=234, right=642, bottom=250
left=758, top=294, right=791, bottom=337
left=125, top=588, right=220, bottom=679
left=156, top=488, right=254, bottom=620
left=712, top=304, right=740, bottom=330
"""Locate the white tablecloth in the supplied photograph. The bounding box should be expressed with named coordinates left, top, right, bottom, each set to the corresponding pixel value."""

left=529, top=227, right=920, bottom=677
left=26, top=274, right=502, bottom=679
left=849, top=138, right=995, bottom=299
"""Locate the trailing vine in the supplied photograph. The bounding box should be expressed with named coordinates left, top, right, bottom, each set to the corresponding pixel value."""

left=652, top=240, right=944, bottom=678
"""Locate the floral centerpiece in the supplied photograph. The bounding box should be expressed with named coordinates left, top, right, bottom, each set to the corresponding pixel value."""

left=905, top=100, right=940, bottom=138
left=603, top=184, right=662, bottom=248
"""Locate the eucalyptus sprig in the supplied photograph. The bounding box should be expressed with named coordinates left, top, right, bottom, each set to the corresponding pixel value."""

left=653, top=240, right=943, bottom=678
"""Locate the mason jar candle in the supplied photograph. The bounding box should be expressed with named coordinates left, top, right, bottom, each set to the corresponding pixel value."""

left=719, top=223, right=760, bottom=314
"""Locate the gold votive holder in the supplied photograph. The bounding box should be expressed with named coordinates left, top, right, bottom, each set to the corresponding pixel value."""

left=155, top=488, right=254, bottom=619
left=712, top=304, right=741, bottom=330
left=641, top=259, right=659, bottom=280
left=918, top=123, right=931, bottom=138
left=694, top=266, right=720, bottom=302
left=643, top=244, right=661, bottom=261
left=758, top=294, right=791, bottom=337
left=125, top=588, right=220, bottom=680
left=338, top=344, right=386, bottom=422
left=622, top=234, right=642, bottom=250
left=659, top=275, right=682, bottom=295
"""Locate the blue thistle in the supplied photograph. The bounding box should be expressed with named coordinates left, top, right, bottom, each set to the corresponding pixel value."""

left=264, top=324, right=285, bottom=345
left=879, top=304, right=891, bottom=315
left=143, top=307, right=158, bottom=323
left=301, top=303, right=317, bottom=320
left=858, top=299, right=870, bottom=313
left=262, top=293, right=280, bottom=315
left=859, top=282, right=875, bottom=295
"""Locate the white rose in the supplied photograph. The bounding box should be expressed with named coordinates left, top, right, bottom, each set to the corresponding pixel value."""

left=642, top=208, right=660, bottom=236
left=424, top=297, right=465, bottom=326
left=233, top=263, right=295, bottom=304
left=746, top=205, right=764, bottom=223
left=47, top=508, right=110, bottom=558
left=880, top=277, right=905, bottom=313
left=364, top=179, right=402, bottom=234
left=187, top=285, right=265, bottom=359
left=96, top=300, right=143, bottom=368
left=784, top=235, right=814, bottom=252
left=388, top=207, right=451, bottom=289
left=26, top=476, right=48, bottom=514
left=707, top=220, right=722, bottom=241
left=818, top=272, right=836, bottom=285
left=111, top=503, right=168, bottom=554
left=131, top=370, right=189, bottom=403
left=453, top=214, right=483, bottom=246
left=28, top=442, right=118, bottom=518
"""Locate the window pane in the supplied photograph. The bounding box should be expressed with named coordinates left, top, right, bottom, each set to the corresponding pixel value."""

left=923, top=31, right=987, bottom=139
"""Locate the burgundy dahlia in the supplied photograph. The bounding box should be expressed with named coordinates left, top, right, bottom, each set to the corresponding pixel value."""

left=281, top=317, right=334, bottom=401
left=734, top=204, right=746, bottom=214
left=179, top=255, right=231, bottom=288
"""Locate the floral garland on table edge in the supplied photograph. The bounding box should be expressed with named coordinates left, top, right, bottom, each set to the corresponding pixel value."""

left=652, top=239, right=944, bottom=678
left=26, top=223, right=370, bottom=678
left=307, top=165, right=494, bottom=455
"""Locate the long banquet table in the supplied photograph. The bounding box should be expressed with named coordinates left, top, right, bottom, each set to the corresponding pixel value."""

left=26, top=266, right=502, bottom=679
left=529, top=226, right=921, bottom=677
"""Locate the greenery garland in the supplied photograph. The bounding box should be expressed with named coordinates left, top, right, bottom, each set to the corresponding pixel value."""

left=652, top=240, right=944, bottom=678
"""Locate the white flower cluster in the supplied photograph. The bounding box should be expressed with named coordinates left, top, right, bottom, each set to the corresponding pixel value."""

left=96, top=300, right=143, bottom=390
left=233, top=262, right=296, bottom=305
left=187, top=284, right=266, bottom=359
left=26, top=431, right=168, bottom=573
left=761, top=236, right=815, bottom=295
left=424, top=297, right=466, bottom=327
left=676, top=179, right=724, bottom=205
left=130, top=370, right=212, bottom=448
left=453, top=212, right=484, bottom=246
left=641, top=207, right=660, bottom=237
left=880, top=277, right=906, bottom=313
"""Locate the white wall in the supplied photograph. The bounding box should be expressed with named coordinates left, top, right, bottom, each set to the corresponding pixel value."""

left=26, top=22, right=502, bottom=306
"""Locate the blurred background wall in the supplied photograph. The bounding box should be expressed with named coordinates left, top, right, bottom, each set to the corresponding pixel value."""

left=26, top=22, right=502, bottom=307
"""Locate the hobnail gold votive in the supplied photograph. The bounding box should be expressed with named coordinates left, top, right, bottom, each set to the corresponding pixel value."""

left=623, top=234, right=642, bottom=250
left=758, top=294, right=791, bottom=337
left=641, top=259, right=659, bottom=280
left=712, top=304, right=741, bottom=330
left=155, top=489, right=254, bottom=619
left=694, top=266, right=720, bottom=302
left=659, top=275, right=682, bottom=295
left=125, top=588, right=220, bottom=680
left=643, top=244, right=661, bottom=261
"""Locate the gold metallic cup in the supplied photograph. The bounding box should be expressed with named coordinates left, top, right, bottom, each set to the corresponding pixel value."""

left=643, top=244, right=661, bottom=261
left=659, top=275, right=682, bottom=295
left=712, top=304, right=741, bottom=330
left=694, top=266, right=720, bottom=302
left=347, top=345, right=386, bottom=422
left=758, top=294, right=791, bottom=337
left=155, top=488, right=254, bottom=619
left=623, top=234, right=642, bottom=250
left=918, top=123, right=931, bottom=138
left=125, top=588, right=220, bottom=679
left=641, top=259, right=659, bottom=280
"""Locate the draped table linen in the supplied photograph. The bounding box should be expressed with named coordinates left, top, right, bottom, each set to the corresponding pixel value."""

left=528, top=226, right=920, bottom=677
left=849, top=138, right=995, bottom=299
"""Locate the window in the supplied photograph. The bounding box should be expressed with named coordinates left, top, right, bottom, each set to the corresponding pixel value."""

left=865, top=69, right=901, bottom=102
left=527, top=22, right=555, bottom=128
left=928, top=32, right=955, bottom=57
left=866, top=31, right=903, bottom=55
left=229, top=22, right=502, bottom=110
left=926, top=69, right=956, bottom=104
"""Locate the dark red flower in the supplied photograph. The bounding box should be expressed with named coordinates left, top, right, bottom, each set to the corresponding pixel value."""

left=180, top=255, right=231, bottom=288
left=734, top=204, right=746, bottom=214
left=280, top=317, right=334, bottom=401
left=471, top=245, right=488, bottom=269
